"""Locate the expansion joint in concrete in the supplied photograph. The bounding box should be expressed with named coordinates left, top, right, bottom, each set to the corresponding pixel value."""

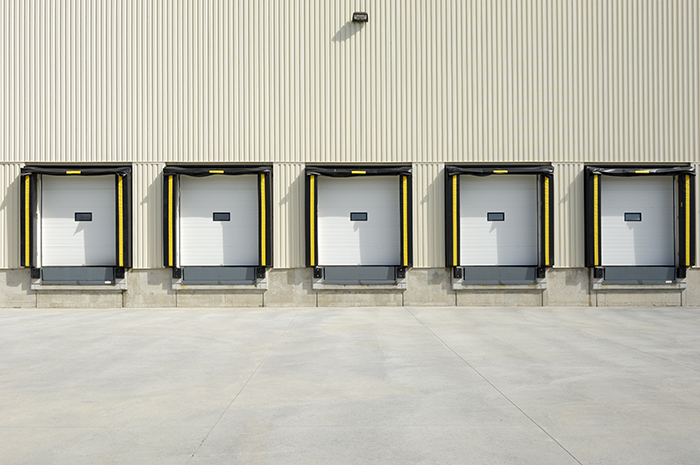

left=405, top=307, right=584, bottom=465
left=185, top=309, right=300, bottom=464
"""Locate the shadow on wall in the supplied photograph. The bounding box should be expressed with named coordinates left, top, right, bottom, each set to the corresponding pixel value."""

left=0, top=174, right=20, bottom=269
left=332, top=22, right=365, bottom=42
left=278, top=169, right=305, bottom=267
left=5, top=269, right=31, bottom=292
left=145, top=173, right=170, bottom=290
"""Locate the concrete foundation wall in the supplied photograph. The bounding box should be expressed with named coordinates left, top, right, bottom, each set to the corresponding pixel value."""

left=1, top=268, right=699, bottom=308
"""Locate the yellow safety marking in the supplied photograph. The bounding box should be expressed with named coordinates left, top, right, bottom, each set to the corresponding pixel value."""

left=168, top=175, right=174, bottom=267
left=593, top=175, right=599, bottom=266
left=493, top=170, right=508, bottom=174
left=25, top=176, right=30, bottom=266
left=309, top=175, right=315, bottom=266
left=635, top=170, right=650, bottom=174
left=351, top=170, right=366, bottom=175
left=65, top=170, right=81, bottom=174
left=544, top=176, right=550, bottom=266
left=260, top=174, right=266, bottom=266
left=452, top=175, right=458, bottom=266
left=118, top=176, right=124, bottom=266
left=686, top=175, right=691, bottom=265
left=209, top=170, right=224, bottom=174
left=403, top=176, right=409, bottom=266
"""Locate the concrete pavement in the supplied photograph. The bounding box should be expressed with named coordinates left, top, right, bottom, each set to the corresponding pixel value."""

left=1, top=306, right=699, bottom=464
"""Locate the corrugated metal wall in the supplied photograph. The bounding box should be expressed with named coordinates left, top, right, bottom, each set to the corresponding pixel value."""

left=413, top=163, right=445, bottom=268
left=273, top=163, right=305, bottom=269
left=0, top=1, right=698, bottom=269
left=1, top=1, right=697, bottom=164
left=553, top=163, right=585, bottom=268
left=132, top=163, right=164, bottom=269
left=0, top=164, right=21, bottom=269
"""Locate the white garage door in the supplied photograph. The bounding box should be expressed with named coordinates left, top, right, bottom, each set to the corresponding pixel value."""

left=601, top=176, right=674, bottom=266
left=317, top=176, right=400, bottom=266
left=460, top=175, right=538, bottom=266
left=41, top=175, right=116, bottom=266
left=179, top=175, right=258, bottom=266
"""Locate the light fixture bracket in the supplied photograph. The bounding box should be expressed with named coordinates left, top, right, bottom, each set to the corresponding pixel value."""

left=352, top=12, right=369, bottom=23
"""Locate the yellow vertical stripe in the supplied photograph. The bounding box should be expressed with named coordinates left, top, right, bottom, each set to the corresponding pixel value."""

left=260, top=174, right=266, bottom=266
left=593, top=175, right=599, bottom=266
left=309, top=175, right=315, bottom=266
left=118, top=176, right=124, bottom=266
left=686, top=175, right=691, bottom=266
left=25, top=176, right=30, bottom=266
left=403, top=176, right=408, bottom=266
left=544, top=176, right=550, bottom=266
left=452, top=175, right=458, bottom=266
left=168, top=175, right=174, bottom=267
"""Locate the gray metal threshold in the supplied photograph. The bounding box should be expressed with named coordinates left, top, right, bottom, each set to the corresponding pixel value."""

left=602, top=266, right=676, bottom=285
left=462, top=266, right=537, bottom=285
left=181, top=266, right=258, bottom=285
left=321, top=266, right=397, bottom=285
left=41, top=267, right=116, bottom=285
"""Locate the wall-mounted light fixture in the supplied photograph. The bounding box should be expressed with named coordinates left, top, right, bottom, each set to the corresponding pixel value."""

left=352, top=12, right=369, bottom=23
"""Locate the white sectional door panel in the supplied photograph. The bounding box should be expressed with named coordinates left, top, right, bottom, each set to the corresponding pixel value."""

left=601, top=176, right=674, bottom=266
left=179, top=175, right=258, bottom=266
left=41, top=175, right=116, bottom=266
left=317, top=176, right=400, bottom=266
left=460, top=175, right=538, bottom=266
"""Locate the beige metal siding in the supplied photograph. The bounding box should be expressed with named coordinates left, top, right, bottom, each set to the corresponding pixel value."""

left=413, top=163, right=445, bottom=268
left=0, top=164, right=21, bottom=269
left=1, top=1, right=697, bottom=164
left=554, top=163, right=585, bottom=268
left=132, top=163, right=164, bottom=269
left=273, top=163, right=305, bottom=269
left=1, top=1, right=698, bottom=272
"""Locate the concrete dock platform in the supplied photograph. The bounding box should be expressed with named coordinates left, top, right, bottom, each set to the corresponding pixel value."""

left=1, top=306, right=699, bottom=464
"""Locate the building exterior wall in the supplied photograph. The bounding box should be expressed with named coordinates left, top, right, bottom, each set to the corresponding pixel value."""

left=1, top=1, right=697, bottom=164
left=413, top=163, right=445, bottom=268
left=0, top=1, right=698, bottom=306
left=0, top=163, right=21, bottom=269
left=273, top=163, right=305, bottom=269
left=133, top=163, right=164, bottom=269
left=553, top=162, right=586, bottom=269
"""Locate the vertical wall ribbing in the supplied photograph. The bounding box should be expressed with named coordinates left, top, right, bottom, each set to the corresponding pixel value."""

left=273, top=163, right=305, bottom=269
left=553, top=162, right=585, bottom=268
left=0, top=1, right=698, bottom=271
left=413, top=163, right=445, bottom=268
left=1, top=0, right=696, bottom=165
left=132, top=163, right=163, bottom=269
left=0, top=164, right=21, bottom=269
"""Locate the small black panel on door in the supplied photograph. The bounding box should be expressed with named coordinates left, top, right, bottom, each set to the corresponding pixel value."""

left=350, top=212, right=368, bottom=221
left=487, top=212, right=505, bottom=221
left=74, top=212, right=92, bottom=221
left=624, top=212, right=642, bottom=222
left=213, top=212, right=231, bottom=221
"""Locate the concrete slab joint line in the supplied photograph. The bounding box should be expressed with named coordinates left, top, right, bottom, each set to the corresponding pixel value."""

left=4, top=307, right=700, bottom=463
left=405, top=307, right=584, bottom=465
left=185, top=309, right=300, bottom=464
